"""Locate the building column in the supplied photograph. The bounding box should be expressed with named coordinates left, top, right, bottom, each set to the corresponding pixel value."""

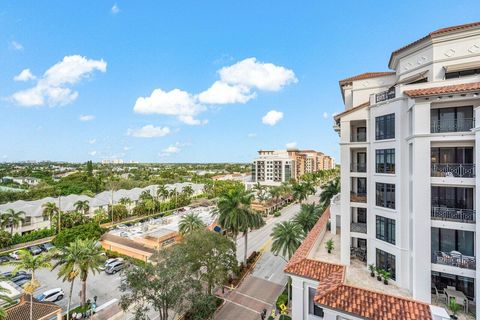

left=290, top=276, right=305, bottom=320
left=340, top=143, right=351, bottom=265
left=474, top=107, right=480, bottom=319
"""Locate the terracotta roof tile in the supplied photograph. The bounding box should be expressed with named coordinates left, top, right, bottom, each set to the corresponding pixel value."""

left=285, top=206, right=434, bottom=320
left=404, top=82, right=480, bottom=97
left=339, top=72, right=395, bottom=85
left=333, top=101, right=370, bottom=120
left=315, top=285, right=432, bottom=320
left=6, top=295, right=61, bottom=320
left=389, top=22, right=480, bottom=67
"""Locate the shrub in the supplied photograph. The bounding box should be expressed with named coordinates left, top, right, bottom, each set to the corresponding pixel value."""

left=4, top=228, right=56, bottom=248
left=276, top=290, right=288, bottom=310
left=104, top=250, right=146, bottom=268
left=273, top=211, right=281, bottom=217
left=53, top=223, right=106, bottom=247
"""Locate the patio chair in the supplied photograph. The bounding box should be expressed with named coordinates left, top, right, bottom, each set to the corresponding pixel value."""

left=447, top=286, right=456, bottom=291
left=432, top=286, right=447, bottom=303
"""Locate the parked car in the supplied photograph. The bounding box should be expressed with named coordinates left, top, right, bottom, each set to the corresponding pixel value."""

left=100, top=258, right=123, bottom=271
left=28, top=246, right=43, bottom=255
left=105, top=260, right=125, bottom=274
left=36, top=288, right=64, bottom=302
left=40, top=243, right=55, bottom=252
left=9, top=251, right=21, bottom=260
left=11, top=274, right=32, bottom=287
left=1, top=270, right=26, bottom=279
left=0, top=256, right=10, bottom=264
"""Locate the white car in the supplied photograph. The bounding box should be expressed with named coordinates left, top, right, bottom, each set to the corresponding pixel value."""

left=36, top=288, right=64, bottom=302
left=9, top=251, right=20, bottom=260
left=100, top=258, right=123, bottom=271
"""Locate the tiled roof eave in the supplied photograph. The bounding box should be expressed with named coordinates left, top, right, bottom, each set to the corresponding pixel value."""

left=404, top=82, right=480, bottom=97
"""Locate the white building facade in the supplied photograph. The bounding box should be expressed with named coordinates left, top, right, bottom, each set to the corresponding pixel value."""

left=333, top=21, right=480, bottom=312
left=251, top=150, right=295, bottom=186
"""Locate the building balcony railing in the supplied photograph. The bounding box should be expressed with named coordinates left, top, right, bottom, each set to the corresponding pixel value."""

left=350, top=222, right=367, bottom=233
left=432, top=251, right=476, bottom=270
left=350, top=192, right=367, bottom=203
left=431, top=207, right=475, bottom=223
left=431, top=163, right=475, bottom=178
left=431, top=118, right=475, bottom=133
left=350, top=132, right=367, bottom=142
left=350, top=163, right=367, bottom=173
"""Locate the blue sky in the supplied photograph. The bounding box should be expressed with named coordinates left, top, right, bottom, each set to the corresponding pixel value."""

left=1, top=1, right=479, bottom=163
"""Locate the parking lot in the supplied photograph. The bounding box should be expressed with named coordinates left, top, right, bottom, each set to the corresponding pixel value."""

left=0, top=259, right=124, bottom=312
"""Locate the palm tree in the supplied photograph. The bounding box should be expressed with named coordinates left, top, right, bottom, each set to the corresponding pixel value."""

left=304, top=180, right=316, bottom=196
left=293, top=203, right=320, bottom=233
left=42, top=202, right=59, bottom=230
left=52, top=239, right=89, bottom=319
left=178, top=213, right=205, bottom=236
left=62, top=238, right=105, bottom=306
left=214, top=189, right=264, bottom=265
left=156, top=185, right=169, bottom=201
left=118, top=197, right=133, bottom=215
left=320, top=178, right=340, bottom=209
left=292, top=183, right=308, bottom=203
left=0, top=209, right=25, bottom=235
left=269, top=186, right=282, bottom=204
left=271, top=221, right=305, bottom=260
left=74, top=200, right=90, bottom=215
left=10, top=250, right=51, bottom=320
left=182, top=185, right=194, bottom=198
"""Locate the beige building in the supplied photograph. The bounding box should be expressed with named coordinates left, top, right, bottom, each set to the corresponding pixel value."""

left=250, top=149, right=334, bottom=187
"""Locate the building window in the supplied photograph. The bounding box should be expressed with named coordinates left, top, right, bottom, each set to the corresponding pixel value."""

left=376, top=183, right=395, bottom=209
left=445, top=68, right=480, bottom=79
left=376, top=216, right=396, bottom=245
left=375, top=113, right=395, bottom=140
left=376, top=249, right=396, bottom=280
left=431, top=228, right=474, bottom=256
left=308, top=287, right=324, bottom=317
left=375, top=149, right=395, bottom=174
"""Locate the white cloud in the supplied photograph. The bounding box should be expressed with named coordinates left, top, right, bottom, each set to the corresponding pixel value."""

left=159, top=145, right=180, bottom=157
left=111, top=3, right=120, bottom=14
left=262, top=110, right=283, bottom=126
left=123, top=146, right=131, bottom=151
left=10, top=41, right=23, bottom=51
left=89, top=151, right=97, bottom=156
left=88, top=138, right=96, bottom=144
left=133, top=88, right=206, bottom=125
left=127, top=125, right=171, bottom=138
left=247, top=133, right=257, bottom=138
left=323, top=112, right=329, bottom=119
left=198, top=81, right=255, bottom=104
left=219, top=57, right=297, bottom=91
left=79, top=114, right=95, bottom=121
left=286, top=141, right=297, bottom=149
left=11, top=55, right=107, bottom=107
left=14, top=69, right=36, bottom=82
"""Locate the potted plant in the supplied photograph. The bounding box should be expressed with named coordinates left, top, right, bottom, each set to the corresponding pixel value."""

left=375, top=267, right=382, bottom=281
left=448, top=298, right=460, bottom=320
left=368, top=264, right=375, bottom=277
left=381, top=270, right=390, bottom=285
left=325, top=239, right=334, bottom=253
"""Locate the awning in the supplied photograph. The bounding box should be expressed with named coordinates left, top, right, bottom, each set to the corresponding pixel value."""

left=444, top=61, right=480, bottom=73
left=396, top=70, right=428, bottom=84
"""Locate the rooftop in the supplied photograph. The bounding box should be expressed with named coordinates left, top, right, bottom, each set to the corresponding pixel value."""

left=5, top=295, right=61, bottom=320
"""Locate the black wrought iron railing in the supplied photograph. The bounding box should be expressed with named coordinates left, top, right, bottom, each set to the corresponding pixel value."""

left=432, top=251, right=476, bottom=270
left=431, top=207, right=475, bottom=223
left=431, top=163, right=475, bottom=178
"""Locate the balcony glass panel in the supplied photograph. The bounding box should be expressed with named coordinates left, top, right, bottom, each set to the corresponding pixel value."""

left=431, top=106, right=474, bottom=133
left=431, top=228, right=475, bottom=270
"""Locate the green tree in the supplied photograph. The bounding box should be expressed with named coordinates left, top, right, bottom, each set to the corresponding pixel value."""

left=178, top=213, right=205, bottom=236
left=0, top=209, right=25, bottom=235
left=86, top=161, right=94, bottom=176
left=293, top=203, right=321, bottom=233
left=52, top=240, right=83, bottom=320
left=182, top=185, right=194, bottom=198
left=0, top=275, right=14, bottom=320
left=42, top=202, right=59, bottom=230
left=10, top=250, right=52, bottom=320
left=53, top=223, right=106, bottom=248
left=120, top=247, right=201, bottom=320
left=74, top=200, right=90, bottom=215
left=320, top=177, right=340, bottom=209
left=0, top=230, right=12, bottom=249
left=178, top=230, right=237, bottom=295
left=271, top=221, right=305, bottom=260
left=214, top=189, right=264, bottom=265
left=156, top=185, right=169, bottom=201
left=93, top=208, right=108, bottom=224
left=292, top=183, right=308, bottom=203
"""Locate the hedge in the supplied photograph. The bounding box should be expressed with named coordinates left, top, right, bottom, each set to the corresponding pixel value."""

left=53, top=223, right=106, bottom=247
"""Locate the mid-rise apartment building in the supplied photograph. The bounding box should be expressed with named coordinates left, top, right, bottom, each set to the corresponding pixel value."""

left=333, top=21, right=480, bottom=313
left=250, top=149, right=334, bottom=186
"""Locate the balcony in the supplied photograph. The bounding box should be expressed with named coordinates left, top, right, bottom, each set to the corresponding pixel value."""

left=350, top=222, right=367, bottom=233
left=431, top=207, right=475, bottom=223
left=431, top=118, right=475, bottom=133
left=350, top=132, right=367, bottom=142
left=350, top=163, right=367, bottom=173
left=432, top=251, right=476, bottom=270
left=350, top=192, right=367, bottom=203
left=431, top=163, right=475, bottom=178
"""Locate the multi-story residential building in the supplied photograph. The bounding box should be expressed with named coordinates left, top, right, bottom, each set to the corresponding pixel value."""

left=250, top=149, right=334, bottom=187
left=329, top=21, right=480, bottom=316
